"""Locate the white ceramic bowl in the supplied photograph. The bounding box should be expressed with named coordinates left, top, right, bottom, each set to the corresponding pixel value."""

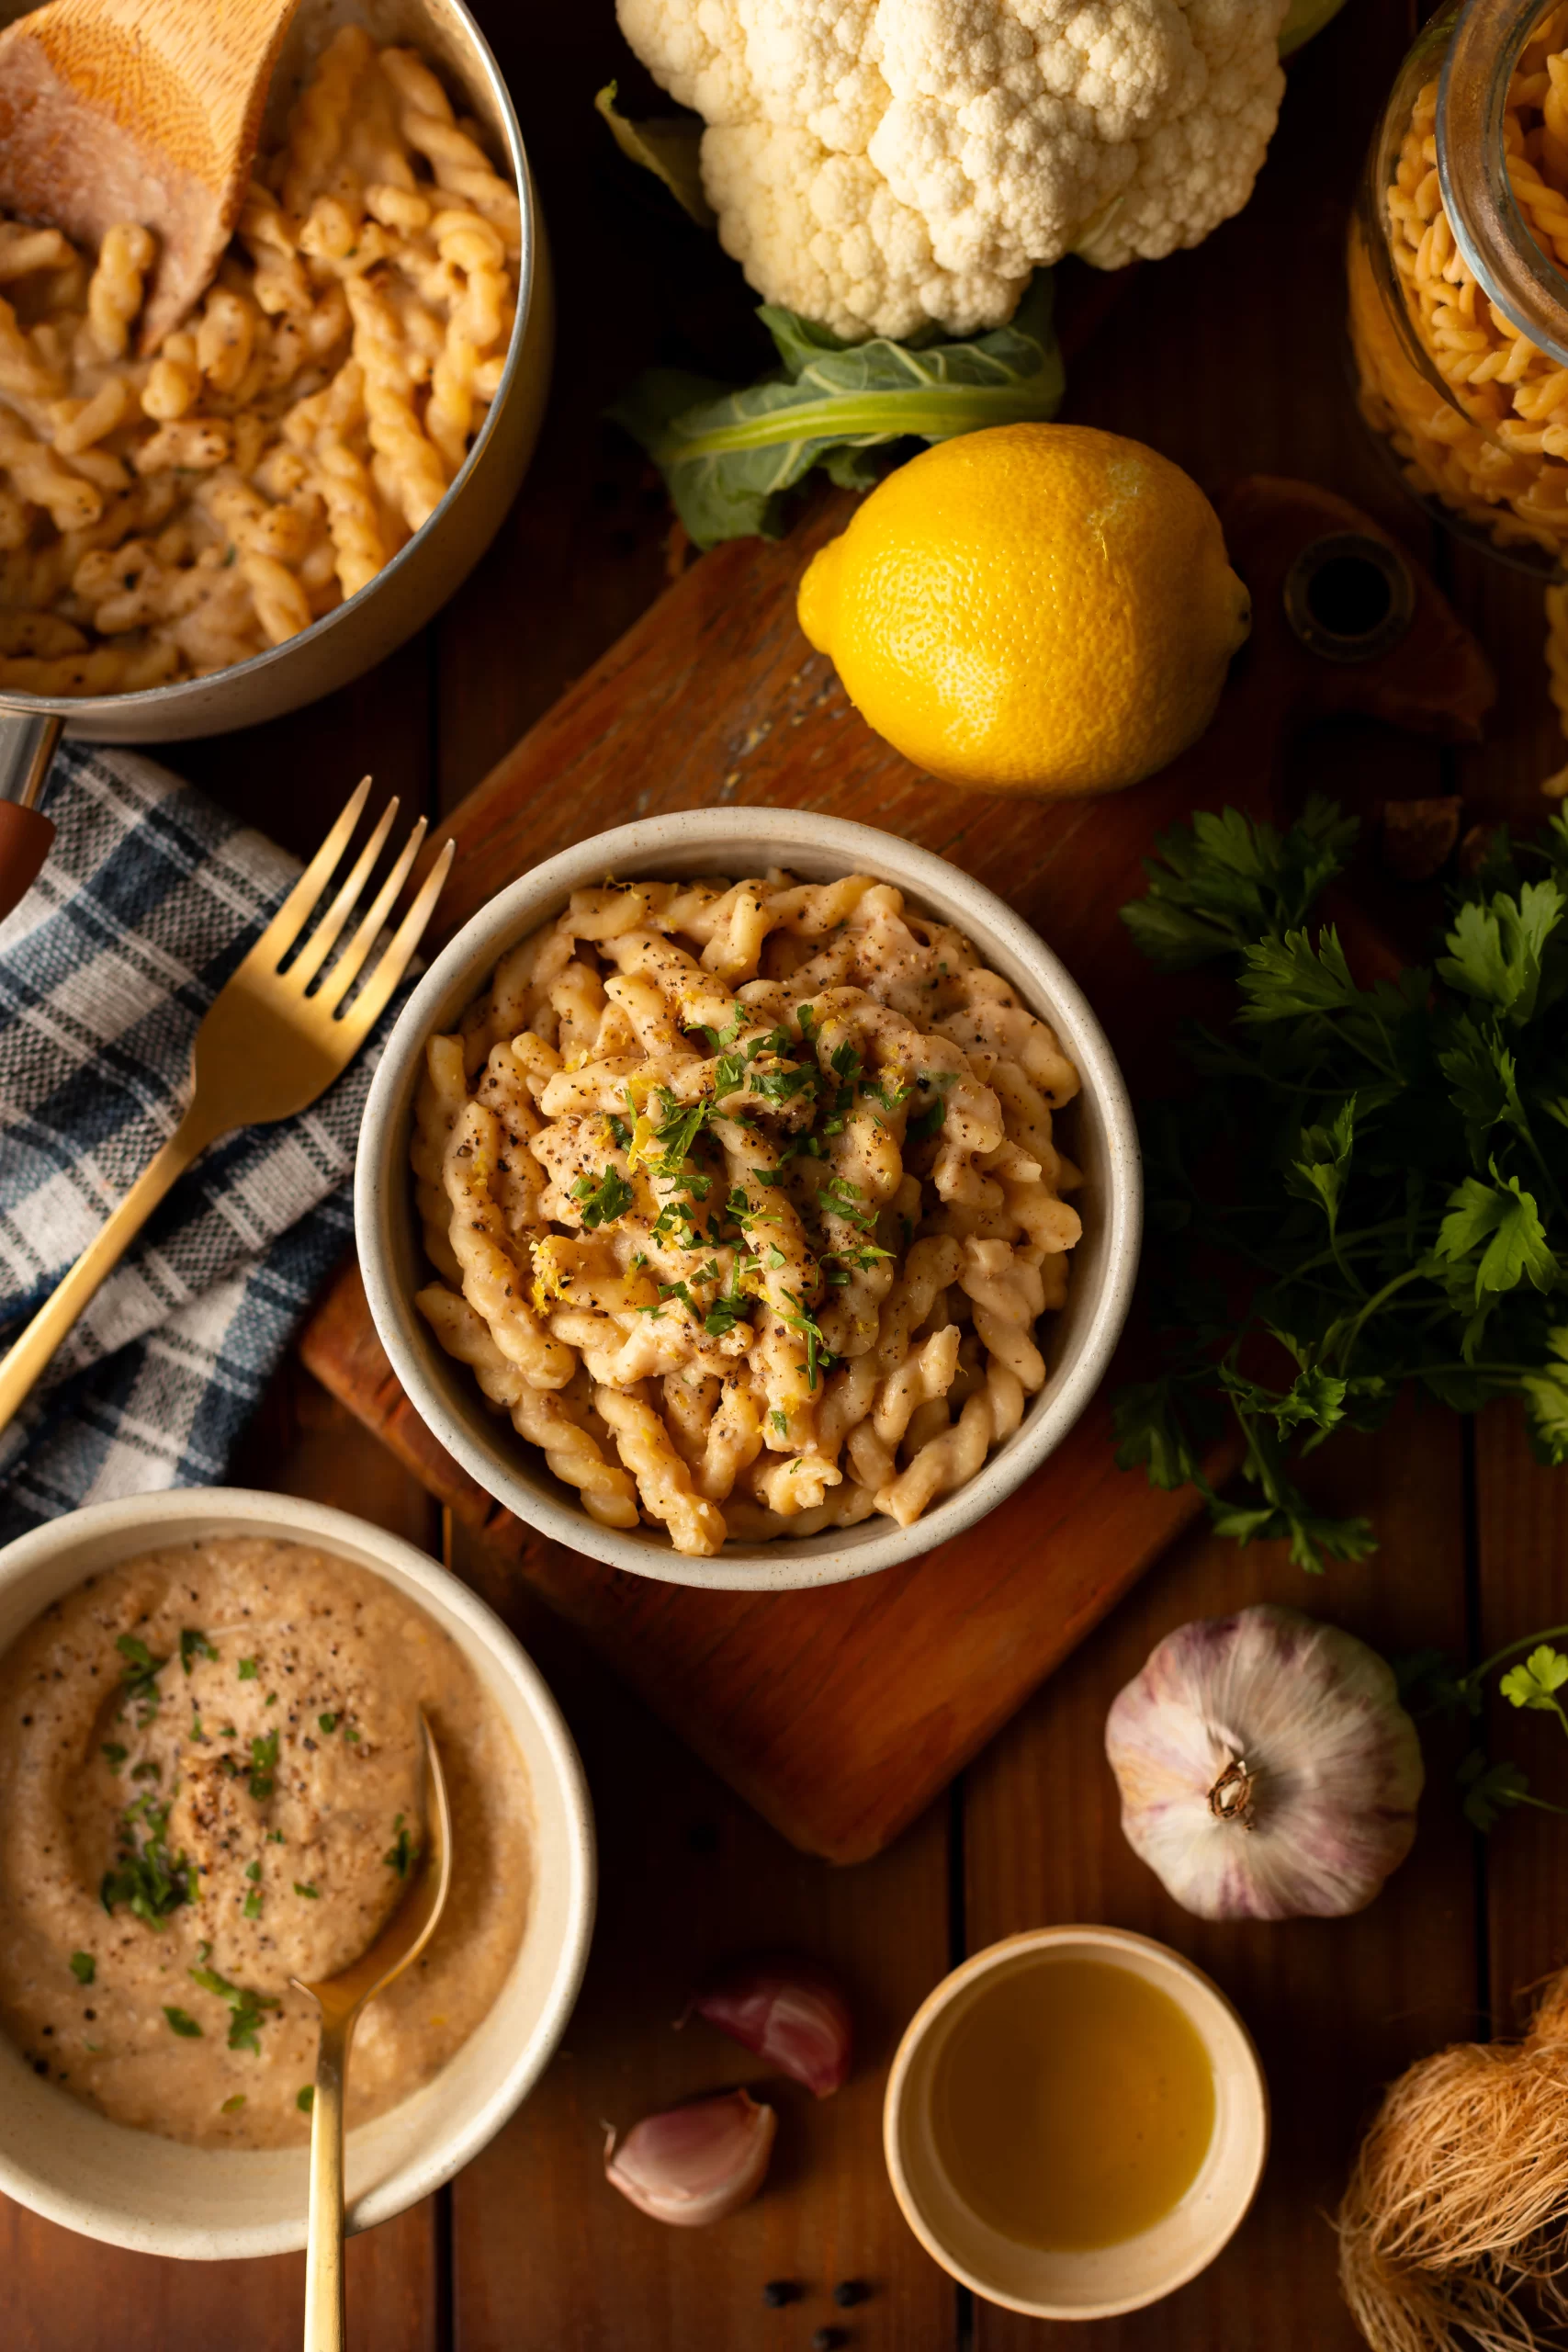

left=357, top=808, right=1141, bottom=1590
left=0, top=1488, right=595, bottom=2260
left=884, top=1927, right=1269, bottom=2320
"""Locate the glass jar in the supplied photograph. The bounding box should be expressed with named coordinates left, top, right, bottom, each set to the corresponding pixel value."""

left=1348, top=0, right=1568, bottom=789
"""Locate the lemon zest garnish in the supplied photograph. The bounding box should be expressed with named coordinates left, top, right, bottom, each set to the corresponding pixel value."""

left=626, top=1112, right=660, bottom=1172
left=530, top=1235, right=574, bottom=1311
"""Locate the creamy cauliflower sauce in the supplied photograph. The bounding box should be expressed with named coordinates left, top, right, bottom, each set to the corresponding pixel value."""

left=0, top=1540, right=530, bottom=2150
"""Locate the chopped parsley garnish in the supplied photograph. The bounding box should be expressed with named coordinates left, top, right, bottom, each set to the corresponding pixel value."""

left=571, top=1165, right=634, bottom=1227
left=245, top=1861, right=261, bottom=1882
left=101, top=1796, right=190, bottom=1927
left=818, top=1175, right=877, bottom=1230
left=294, top=1881, right=319, bottom=1900
left=650, top=1086, right=708, bottom=1173
left=237, top=1658, right=258, bottom=1681
left=179, top=1629, right=218, bottom=1675
left=100, top=1742, right=127, bottom=1774
left=907, top=1099, right=946, bottom=1145
left=318, top=1713, right=338, bottom=1735
left=697, top=1009, right=748, bottom=1052
left=782, top=1292, right=833, bottom=1389
left=115, top=1634, right=166, bottom=1724
left=344, top=1725, right=360, bottom=1744
left=130, top=1758, right=161, bottom=1782
left=220, top=2095, right=246, bottom=2114
left=247, top=1729, right=279, bottom=1799
left=384, top=1813, right=415, bottom=1876
left=69, top=1951, right=96, bottom=1986
left=163, top=2006, right=202, bottom=2038
left=770, top=1409, right=789, bottom=1438
left=297, top=2085, right=315, bottom=2114
left=606, top=1113, right=631, bottom=1148
left=243, top=1891, right=263, bottom=1918
left=188, top=1963, right=279, bottom=2053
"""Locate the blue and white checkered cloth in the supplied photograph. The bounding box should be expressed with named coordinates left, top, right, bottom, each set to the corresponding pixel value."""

left=0, top=743, right=403, bottom=1543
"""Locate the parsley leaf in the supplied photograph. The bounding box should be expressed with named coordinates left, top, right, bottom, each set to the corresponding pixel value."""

left=179, top=1629, right=218, bottom=1675
left=248, top=1729, right=279, bottom=1799
left=1499, top=1645, right=1568, bottom=1712
left=164, top=2006, right=202, bottom=2038
left=571, top=1165, right=634, bottom=1228
left=101, top=1797, right=190, bottom=1927
left=69, top=1951, right=96, bottom=1985
left=1457, top=1750, right=1534, bottom=1833
left=115, top=1634, right=166, bottom=1724
left=1437, top=1172, right=1557, bottom=1303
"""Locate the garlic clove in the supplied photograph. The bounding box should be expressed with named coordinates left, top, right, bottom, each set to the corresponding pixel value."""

left=688, top=1954, right=852, bottom=2097
left=604, top=2088, right=776, bottom=2226
left=1105, top=1604, right=1425, bottom=1922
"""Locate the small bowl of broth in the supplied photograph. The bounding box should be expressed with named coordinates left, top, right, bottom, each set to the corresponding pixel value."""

left=883, top=1926, right=1268, bottom=2320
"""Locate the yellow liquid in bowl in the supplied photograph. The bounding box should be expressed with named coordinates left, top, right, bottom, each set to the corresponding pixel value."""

left=931, top=1957, right=1216, bottom=2251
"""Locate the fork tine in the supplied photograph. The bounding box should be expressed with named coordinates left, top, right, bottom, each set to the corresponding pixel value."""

left=315, top=812, right=428, bottom=1014
left=236, top=777, right=372, bottom=974
left=285, top=795, right=400, bottom=993
left=330, top=838, right=456, bottom=1040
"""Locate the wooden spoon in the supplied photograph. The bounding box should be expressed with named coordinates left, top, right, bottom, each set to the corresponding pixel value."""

left=0, top=0, right=300, bottom=349
left=292, top=1711, right=453, bottom=2352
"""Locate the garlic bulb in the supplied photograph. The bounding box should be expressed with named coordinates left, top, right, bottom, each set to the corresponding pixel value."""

left=1104, top=1604, right=1424, bottom=1921
left=604, top=2089, right=776, bottom=2225
left=688, top=1955, right=852, bottom=2097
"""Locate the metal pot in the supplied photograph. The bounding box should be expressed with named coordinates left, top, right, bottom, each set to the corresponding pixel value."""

left=0, top=0, right=552, bottom=905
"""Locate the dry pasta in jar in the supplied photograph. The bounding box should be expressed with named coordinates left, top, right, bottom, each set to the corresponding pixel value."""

left=1348, top=4, right=1568, bottom=795
left=0, top=27, right=519, bottom=695
left=411, top=871, right=1084, bottom=1557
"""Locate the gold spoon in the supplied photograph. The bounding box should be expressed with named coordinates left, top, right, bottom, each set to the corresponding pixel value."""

left=292, top=1709, right=452, bottom=2352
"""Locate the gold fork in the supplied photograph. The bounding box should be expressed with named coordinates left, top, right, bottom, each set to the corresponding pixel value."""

left=0, top=778, right=453, bottom=1440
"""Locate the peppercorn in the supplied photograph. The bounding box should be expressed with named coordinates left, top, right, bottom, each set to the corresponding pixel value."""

left=761, top=2280, right=799, bottom=2309
left=832, top=2281, right=871, bottom=2308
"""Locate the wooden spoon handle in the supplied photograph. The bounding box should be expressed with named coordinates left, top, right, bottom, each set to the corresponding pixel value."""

left=302, top=2015, right=351, bottom=2352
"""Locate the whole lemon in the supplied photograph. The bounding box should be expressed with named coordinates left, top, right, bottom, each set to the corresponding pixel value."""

left=796, top=423, right=1251, bottom=798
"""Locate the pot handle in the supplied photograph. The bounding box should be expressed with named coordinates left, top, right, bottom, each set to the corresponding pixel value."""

left=0, top=711, right=62, bottom=920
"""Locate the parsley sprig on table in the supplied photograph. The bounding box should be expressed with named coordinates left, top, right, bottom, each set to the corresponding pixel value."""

left=1401, top=1634, right=1568, bottom=1833
left=1112, top=797, right=1568, bottom=1571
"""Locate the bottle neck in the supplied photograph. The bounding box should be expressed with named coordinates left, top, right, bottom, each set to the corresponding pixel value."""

left=1438, top=0, right=1568, bottom=367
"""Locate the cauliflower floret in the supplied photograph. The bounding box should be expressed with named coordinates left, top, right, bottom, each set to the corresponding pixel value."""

left=616, top=0, right=1290, bottom=339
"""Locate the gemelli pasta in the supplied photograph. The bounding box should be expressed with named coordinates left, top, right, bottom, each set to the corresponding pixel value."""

left=1348, top=7, right=1568, bottom=793
left=412, top=871, right=1084, bottom=1556
left=0, top=27, right=519, bottom=695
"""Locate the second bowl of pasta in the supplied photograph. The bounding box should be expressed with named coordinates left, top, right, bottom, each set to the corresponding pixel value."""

left=356, top=808, right=1141, bottom=1591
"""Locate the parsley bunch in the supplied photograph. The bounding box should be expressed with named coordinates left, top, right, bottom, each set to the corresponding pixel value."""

left=1113, top=797, right=1568, bottom=1570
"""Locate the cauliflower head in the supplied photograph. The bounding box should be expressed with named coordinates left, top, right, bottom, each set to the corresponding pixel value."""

left=615, top=0, right=1290, bottom=341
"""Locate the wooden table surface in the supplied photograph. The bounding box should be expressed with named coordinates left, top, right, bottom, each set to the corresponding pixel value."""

left=6, top=3, right=1567, bottom=2346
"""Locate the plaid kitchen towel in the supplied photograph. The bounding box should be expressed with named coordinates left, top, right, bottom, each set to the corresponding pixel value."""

left=0, top=742, right=407, bottom=1544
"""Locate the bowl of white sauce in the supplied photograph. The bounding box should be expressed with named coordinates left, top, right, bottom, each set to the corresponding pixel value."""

left=0, top=1487, right=594, bottom=2258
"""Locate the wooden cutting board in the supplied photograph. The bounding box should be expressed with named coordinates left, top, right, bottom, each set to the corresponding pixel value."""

left=299, top=474, right=1493, bottom=1863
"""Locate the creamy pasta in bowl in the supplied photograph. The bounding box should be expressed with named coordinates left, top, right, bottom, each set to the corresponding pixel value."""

left=0, top=0, right=547, bottom=741
left=358, top=809, right=1143, bottom=1591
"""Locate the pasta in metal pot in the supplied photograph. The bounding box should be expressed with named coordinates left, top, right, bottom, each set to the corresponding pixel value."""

left=0, top=28, right=519, bottom=695
left=412, top=871, right=1084, bottom=1556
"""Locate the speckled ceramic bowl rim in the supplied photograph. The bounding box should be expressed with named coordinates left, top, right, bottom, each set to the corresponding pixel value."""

left=883, top=1925, right=1270, bottom=2320
left=0, top=1488, right=595, bottom=2259
left=356, top=807, right=1142, bottom=1590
